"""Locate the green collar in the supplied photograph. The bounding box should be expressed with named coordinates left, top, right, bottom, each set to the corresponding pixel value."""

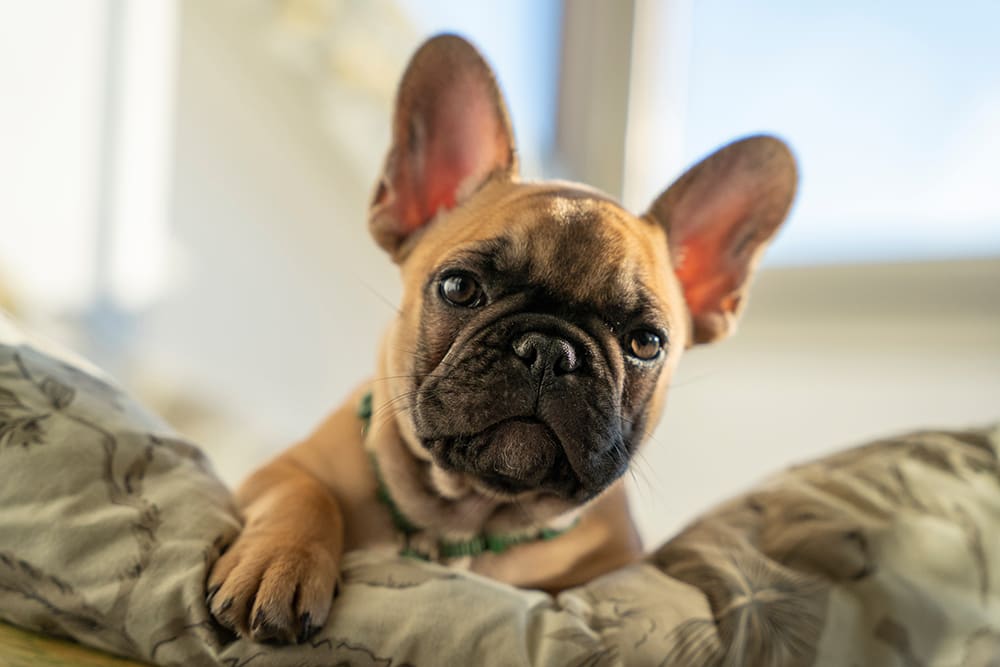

left=358, top=391, right=574, bottom=561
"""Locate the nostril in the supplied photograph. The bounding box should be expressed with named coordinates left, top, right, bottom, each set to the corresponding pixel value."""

left=553, top=340, right=579, bottom=375
left=512, top=334, right=539, bottom=365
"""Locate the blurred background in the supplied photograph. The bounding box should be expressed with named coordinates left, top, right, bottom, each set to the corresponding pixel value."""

left=1, top=0, right=998, bottom=546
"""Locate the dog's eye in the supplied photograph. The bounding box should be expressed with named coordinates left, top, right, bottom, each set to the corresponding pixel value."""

left=439, top=273, right=484, bottom=307
left=627, top=330, right=663, bottom=360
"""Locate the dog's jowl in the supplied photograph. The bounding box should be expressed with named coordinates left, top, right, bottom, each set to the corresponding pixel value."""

left=207, top=34, right=797, bottom=644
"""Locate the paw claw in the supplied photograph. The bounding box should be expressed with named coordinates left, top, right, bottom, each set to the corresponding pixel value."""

left=205, top=583, right=221, bottom=606
left=250, top=608, right=265, bottom=631
left=298, top=612, right=321, bottom=643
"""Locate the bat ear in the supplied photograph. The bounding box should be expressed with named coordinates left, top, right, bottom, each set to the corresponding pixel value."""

left=645, top=135, right=798, bottom=345
left=369, top=34, right=518, bottom=260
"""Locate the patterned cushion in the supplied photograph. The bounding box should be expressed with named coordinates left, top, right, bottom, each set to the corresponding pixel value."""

left=1, top=313, right=998, bottom=666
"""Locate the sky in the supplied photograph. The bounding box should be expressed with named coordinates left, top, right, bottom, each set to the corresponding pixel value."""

left=685, top=0, right=1000, bottom=264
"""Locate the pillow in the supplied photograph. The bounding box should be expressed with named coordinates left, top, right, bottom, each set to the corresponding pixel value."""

left=1, top=313, right=998, bottom=666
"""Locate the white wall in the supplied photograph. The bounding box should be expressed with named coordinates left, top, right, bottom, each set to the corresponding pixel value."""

left=138, top=1, right=399, bottom=452
left=0, top=1, right=105, bottom=310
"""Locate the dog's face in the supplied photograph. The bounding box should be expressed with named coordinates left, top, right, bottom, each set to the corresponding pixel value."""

left=394, top=182, right=685, bottom=503
left=368, top=36, right=797, bottom=512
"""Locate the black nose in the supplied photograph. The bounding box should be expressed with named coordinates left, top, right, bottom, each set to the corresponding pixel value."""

left=512, top=332, right=580, bottom=375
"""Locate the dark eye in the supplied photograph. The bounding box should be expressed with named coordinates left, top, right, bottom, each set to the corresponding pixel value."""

left=439, top=273, right=483, bottom=307
left=627, top=330, right=663, bottom=360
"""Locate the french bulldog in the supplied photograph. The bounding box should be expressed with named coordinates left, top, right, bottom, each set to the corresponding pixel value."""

left=206, top=33, right=797, bottom=643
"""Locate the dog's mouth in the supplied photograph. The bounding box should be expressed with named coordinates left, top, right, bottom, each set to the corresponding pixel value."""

left=426, top=418, right=583, bottom=498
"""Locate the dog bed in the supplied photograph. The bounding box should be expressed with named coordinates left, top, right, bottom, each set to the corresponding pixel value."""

left=1, top=313, right=998, bottom=666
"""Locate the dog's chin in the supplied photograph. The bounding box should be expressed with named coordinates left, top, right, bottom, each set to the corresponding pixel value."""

left=426, top=419, right=584, bottom=500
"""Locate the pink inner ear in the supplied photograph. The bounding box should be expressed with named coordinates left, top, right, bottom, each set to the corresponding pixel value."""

left=401, top=75, right=508, bottom=235
left=672, top=190, right=751, bottom=317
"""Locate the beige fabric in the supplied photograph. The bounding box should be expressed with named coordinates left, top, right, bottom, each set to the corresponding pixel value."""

left=0, top=314, right=997, bottom=666
left=651, top=427, right=1000, bottom=666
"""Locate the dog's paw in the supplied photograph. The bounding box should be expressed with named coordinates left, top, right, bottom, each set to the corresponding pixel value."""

left=206, top=532, right=339, bottom=644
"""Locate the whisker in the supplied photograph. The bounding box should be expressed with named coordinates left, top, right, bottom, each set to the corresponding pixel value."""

left=357, top=278, right=402, bottom=315
left=626, top=450, right=668, bottom=508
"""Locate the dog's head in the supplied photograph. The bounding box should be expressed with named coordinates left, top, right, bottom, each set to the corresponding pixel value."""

left=369, top=35, right=796, bottom=512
